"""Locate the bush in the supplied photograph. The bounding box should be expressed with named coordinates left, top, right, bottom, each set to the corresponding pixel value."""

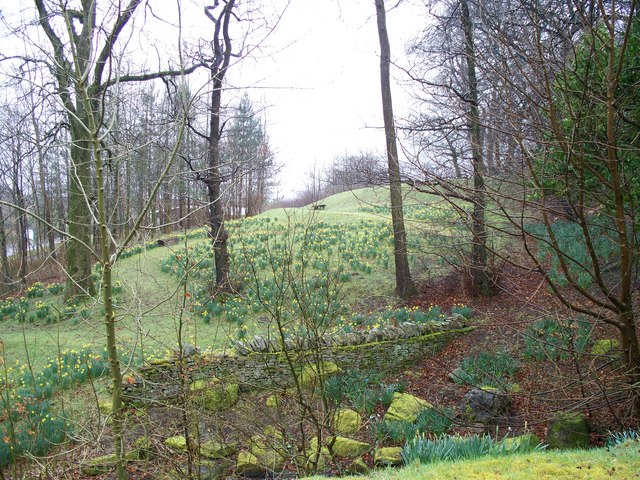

left=452, top=350, right=518, bottom=389
left=522, top=317, right=591, bottom=361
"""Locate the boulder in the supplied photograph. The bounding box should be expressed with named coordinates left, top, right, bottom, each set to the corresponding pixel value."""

left=333, top=408, right=361, bottom=434
left=346, top=457, right=370, bottom=474
left=384, top=392, right=432, bottom=422
left=547, top=413, right=590, bottom=449
left=236, top=451, right=266, bottom=477
left=298, top=361, right=341, bottom=388
left=200, top=383, right=239, bottom=411
left=591, top=339, right=620, bottom=356
left=463, top=387, right=511, bottom=423
left=330, top=436, right=371, bottom=458
left=164, top=435, right=187, bottom=452
left=250, top=433, right=286, bottom=471
left=81, top=451, right=139, bottom=476
left=374, top=447, right=403, bottom=467
left=200, top=439, right=236, bottom=459
left=266, top=395, right=279, bottom=408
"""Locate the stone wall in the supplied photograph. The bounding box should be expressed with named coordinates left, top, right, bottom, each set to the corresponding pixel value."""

left=123, top=318, right=473, bottom=404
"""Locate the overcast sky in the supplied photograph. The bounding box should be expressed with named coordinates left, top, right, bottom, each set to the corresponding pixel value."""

left=224, top=0, right=425, bottom=198
left=1, top=1, right=425, bottom=199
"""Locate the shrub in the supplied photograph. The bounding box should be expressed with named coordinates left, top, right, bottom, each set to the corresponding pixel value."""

left=451, top=303, right=473, bottom=319
left=452, top=350, right=518, bottom=389
left=522, top=317, right=592, bottom=361
left=374, top=407, right=454, bottom=443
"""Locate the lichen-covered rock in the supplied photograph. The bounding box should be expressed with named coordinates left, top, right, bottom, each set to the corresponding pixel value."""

left=330, top=436, right=371, bottom=458
left=201, top=383, right=239, bottom=411
left=547, top=413, right=590, bottom=449
left=346, top=457, right=370, bottom=474
left=298, top=361, right=341, bottom=388
left=200, top=440, right=236, bottom=459
left=250, top=433, right=286, bottom=471
left=333, top=408, right=361, bottom=434
left=591, top=339, right=620, bottom=356
left=236, top=451, right=266, bottom=477
left=463, top=387, right=511, bottom=423
left=80, top=451, right=139, bottom=476
left=374, top=447, right=403, bottom=466
left=503, top=433, right=541, bottom=452
left=164, top=435, right=187, bottom=452
left=384, top=392, right=432, bottom=422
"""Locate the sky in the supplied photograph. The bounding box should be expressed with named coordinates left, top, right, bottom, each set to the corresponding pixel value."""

left=230, top=1, right=425, bottom=198
left=1, top=0, right=426, bottom=199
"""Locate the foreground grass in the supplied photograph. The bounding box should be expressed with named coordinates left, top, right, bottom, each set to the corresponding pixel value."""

left=312, top=443, right=640, bottom=480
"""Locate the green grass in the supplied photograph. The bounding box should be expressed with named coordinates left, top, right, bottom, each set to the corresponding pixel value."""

left=308, top=442, right=640, bottom=479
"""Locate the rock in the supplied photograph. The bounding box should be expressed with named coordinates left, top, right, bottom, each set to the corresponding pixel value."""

left=503, top=433, right=541, bottom=452
left=164, top=435, right=187, bottom=452
left=81, top=451, right=139, bottom=476
left=333, top=408, right=361, bottom=434
left=134, top=436, right=152, bottom=459
left=182, top=343, right=199, bottom=357
left=266, top=395, right=279, bottom=408
left=330, top=436, right=371, bottom=458
left=298, top=361, right=341, bottom=389
left=250, top=434, right=286, bottom=471
left=200, top=383, right=239, bottom=411
left=547, top=413, right=590, bottom=449
left=236, top=451, right=266, bottom=477
left=346, top=457, right=370, bottom=474
left=197, top=460, right=226, bottom=480
left=463, top=387, right=511, bottom=423
left=200, top=440, right=237, bottom=459
left=305, top=448, right=331, bottom=472
left=591, top=339, right=620, bottom=355
left=374, top=447, right=403, bottom=466
left=385, top=392, right=432, bottom=422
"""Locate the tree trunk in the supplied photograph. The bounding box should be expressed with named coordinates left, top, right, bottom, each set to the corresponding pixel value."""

left=460, top=0, right=496, bottom=296
left=0, top=206, right=13, bottom=294
left=374, top=0, right=416, bottom=299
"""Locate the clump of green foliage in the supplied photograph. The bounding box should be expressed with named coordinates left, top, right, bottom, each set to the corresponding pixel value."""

left=452, top=350, right=518, bottom=389
left=402, top=433, right=541, bottom=465
left=374, top=407, right=454, bottom=442
left=323, top=370, right=406, bottom=415
left=522, top=317, right=592, bottom=361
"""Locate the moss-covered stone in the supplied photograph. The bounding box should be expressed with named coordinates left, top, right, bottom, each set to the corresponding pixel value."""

left=547, top=413, right=590, bottom=449
left=346, top=457, right=370, bottom=474
left=266, top=394, right=279, bottom=408
left=134, top=436, right=152, bottom=458
left=200, top=383, right=239, bottom=411
left=250, top=434, right=286, bottom=471
left=384, top=392, right=432, bottom=422
left=504, top=433, right=541, bottom=451
left=164, top=435, right=187, bottom=452
left=330, top=436, right=371, bottom=458
left=374, top=446, right=403, bottom=466
left=591, top=339, right=620, bottom=355
left=298, top=361, right=341, bottom=388
left=236, top=451, right=266, bottom=477
left=80, top=452, right=138, bottom=476
left=334, top=408, right=361, bottom=434
left=200, top=439, right=237, bottom=459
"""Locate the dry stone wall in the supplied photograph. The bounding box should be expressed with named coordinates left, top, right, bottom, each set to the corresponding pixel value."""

left=122, top=317, right=473, bottom=404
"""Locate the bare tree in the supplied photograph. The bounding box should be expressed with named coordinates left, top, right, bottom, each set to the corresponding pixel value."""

left=375, top=0, right=417, bottom=299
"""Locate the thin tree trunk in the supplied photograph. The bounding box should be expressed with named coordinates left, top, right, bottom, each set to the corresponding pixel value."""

left=374, top=0, right=416, bottom=299
left=0, top=207, right=12, bottom=293
left=460, top=0, right=495, bottom=296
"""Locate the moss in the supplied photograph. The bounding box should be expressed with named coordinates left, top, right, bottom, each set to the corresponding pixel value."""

left=164, top=435, right=187, bottom=452
left=374, top=447, right=403, bottom=466
left=149, top=358, right=173, bottom=366
left=384, top=392, right=432, bottom=422
left=330, top=436, right=371, bottom=458
left=333, top=408, right=362, bottom=434
left=236, top=451, right=266, bottom=477
left=80, top=451, right=139, bottom=476
left=547, top=413, right=590, bottom=449
left=266, top=394, right=279, bottom=408
left=298, top=361, right=341, bottom=388
left=503, top=433, right=541, bottom=451
left=200, top=439, right=236, bottom=459
left=591, top=339, right=620, bottom=355
left=346, top=457, right=370, bottom=474
left=250, top=434, right=286, bottom=471
left=199, top=383, right=239, bottom=411
left=97, top=399, right=112, bottom=414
